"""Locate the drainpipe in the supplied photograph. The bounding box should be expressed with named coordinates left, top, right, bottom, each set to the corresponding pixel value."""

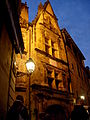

left=7, top=46, right=14, bottom=111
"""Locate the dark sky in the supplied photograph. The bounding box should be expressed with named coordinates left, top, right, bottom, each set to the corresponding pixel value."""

left=22, top=0, right=90, bottom=67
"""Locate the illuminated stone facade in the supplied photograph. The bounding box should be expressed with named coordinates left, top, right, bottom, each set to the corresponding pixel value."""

left=15, top=1, right=90, bottom=120
left=15, top=2, right=30, bottom=106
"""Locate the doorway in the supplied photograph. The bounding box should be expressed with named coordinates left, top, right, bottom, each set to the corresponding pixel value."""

left=44, top=105, right=66, bottom=120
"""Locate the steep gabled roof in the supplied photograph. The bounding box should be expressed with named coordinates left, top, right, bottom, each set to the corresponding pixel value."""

left=43, top=0, right=57, bottom=20
left=32, top=0, right=57, bottom=24
left=61, top=28, right=85, bottom=60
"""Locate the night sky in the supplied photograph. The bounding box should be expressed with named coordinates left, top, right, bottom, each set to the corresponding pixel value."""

left=22, top=0, right=90, bottom=67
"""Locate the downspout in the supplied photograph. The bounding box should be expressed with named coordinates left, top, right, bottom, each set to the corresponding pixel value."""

left=7, top=46, right=14, bottom=111
left=61, top=31, right=72, bottom=93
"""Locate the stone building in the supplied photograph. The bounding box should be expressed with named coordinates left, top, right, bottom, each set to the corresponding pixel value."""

left=0, top=0, right=24, bottom=119
left=61, top=28, right=90, bottom=105
left=85, top=66, right=90, bottom=105
left=15, top=0, right=90, bottom=120
left=15, top=1, right=30, bottom=106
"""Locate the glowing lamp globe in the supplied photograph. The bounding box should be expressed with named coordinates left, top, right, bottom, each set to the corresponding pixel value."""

left=26, top=58, right=35, bottom=73
left=80, top=95, right=85, bottom=100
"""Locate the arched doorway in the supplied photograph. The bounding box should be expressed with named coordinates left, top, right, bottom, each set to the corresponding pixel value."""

left=44, top=105, right=67, bottom=120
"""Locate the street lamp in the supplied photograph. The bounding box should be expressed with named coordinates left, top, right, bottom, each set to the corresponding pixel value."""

left=80, top=95, right=85, bottom=100
left=26, top=57, right=35, bottom=120
left=26, top=58, right=35, bottom=73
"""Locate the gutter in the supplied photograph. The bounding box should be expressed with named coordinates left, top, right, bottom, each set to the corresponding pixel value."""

left=3, top=0, right=24, bottom=57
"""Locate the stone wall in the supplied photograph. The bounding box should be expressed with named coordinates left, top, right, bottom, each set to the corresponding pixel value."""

left=0, top=24, right=15, bottom=119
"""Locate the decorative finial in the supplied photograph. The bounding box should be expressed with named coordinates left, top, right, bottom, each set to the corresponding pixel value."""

left=25, top=2, right=27, bottom=5
left=38, top=2, right=43, bottom=14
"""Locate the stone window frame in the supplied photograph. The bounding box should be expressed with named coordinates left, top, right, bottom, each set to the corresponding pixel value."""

left=45, top=66, right=64, bottom=90
left=44, top=37, right=50, bottom=54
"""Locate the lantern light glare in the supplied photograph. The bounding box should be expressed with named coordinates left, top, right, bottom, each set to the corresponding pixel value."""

left=80, top=96, right=85, bottom=100
left=26, top=58, right=35, bottom=73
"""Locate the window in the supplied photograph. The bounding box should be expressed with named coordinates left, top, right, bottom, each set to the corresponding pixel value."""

left=55, top=71, right=64, bottom=90
left=55, top=72, right=58, bottom=79
left=47, top=69, right=54, bottom=88
left=51, top=41, right=55, bottom=57
left=47, top=69, right=52, bottom=77
left=52, top=49, right=55, bottom=57
left=72, top=64, right=74, bottom=70
left=45, top=38, right=49, bottom=54
left=48, top=77, right=53, bottom=88
left=45, top=45, right=49, bottom=54
left=51, top=41, right=54, bottom=47
left=77, top=64, right=80, bottom=77
left=46, top=68, right=65, bottom=90
left=62, top=73, right=66, bottom=89
left=45, top=38, right=48, bottom=44
left=55, top=80, right=59, bottom=89
left=54, top=72, right=59, bottom=89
